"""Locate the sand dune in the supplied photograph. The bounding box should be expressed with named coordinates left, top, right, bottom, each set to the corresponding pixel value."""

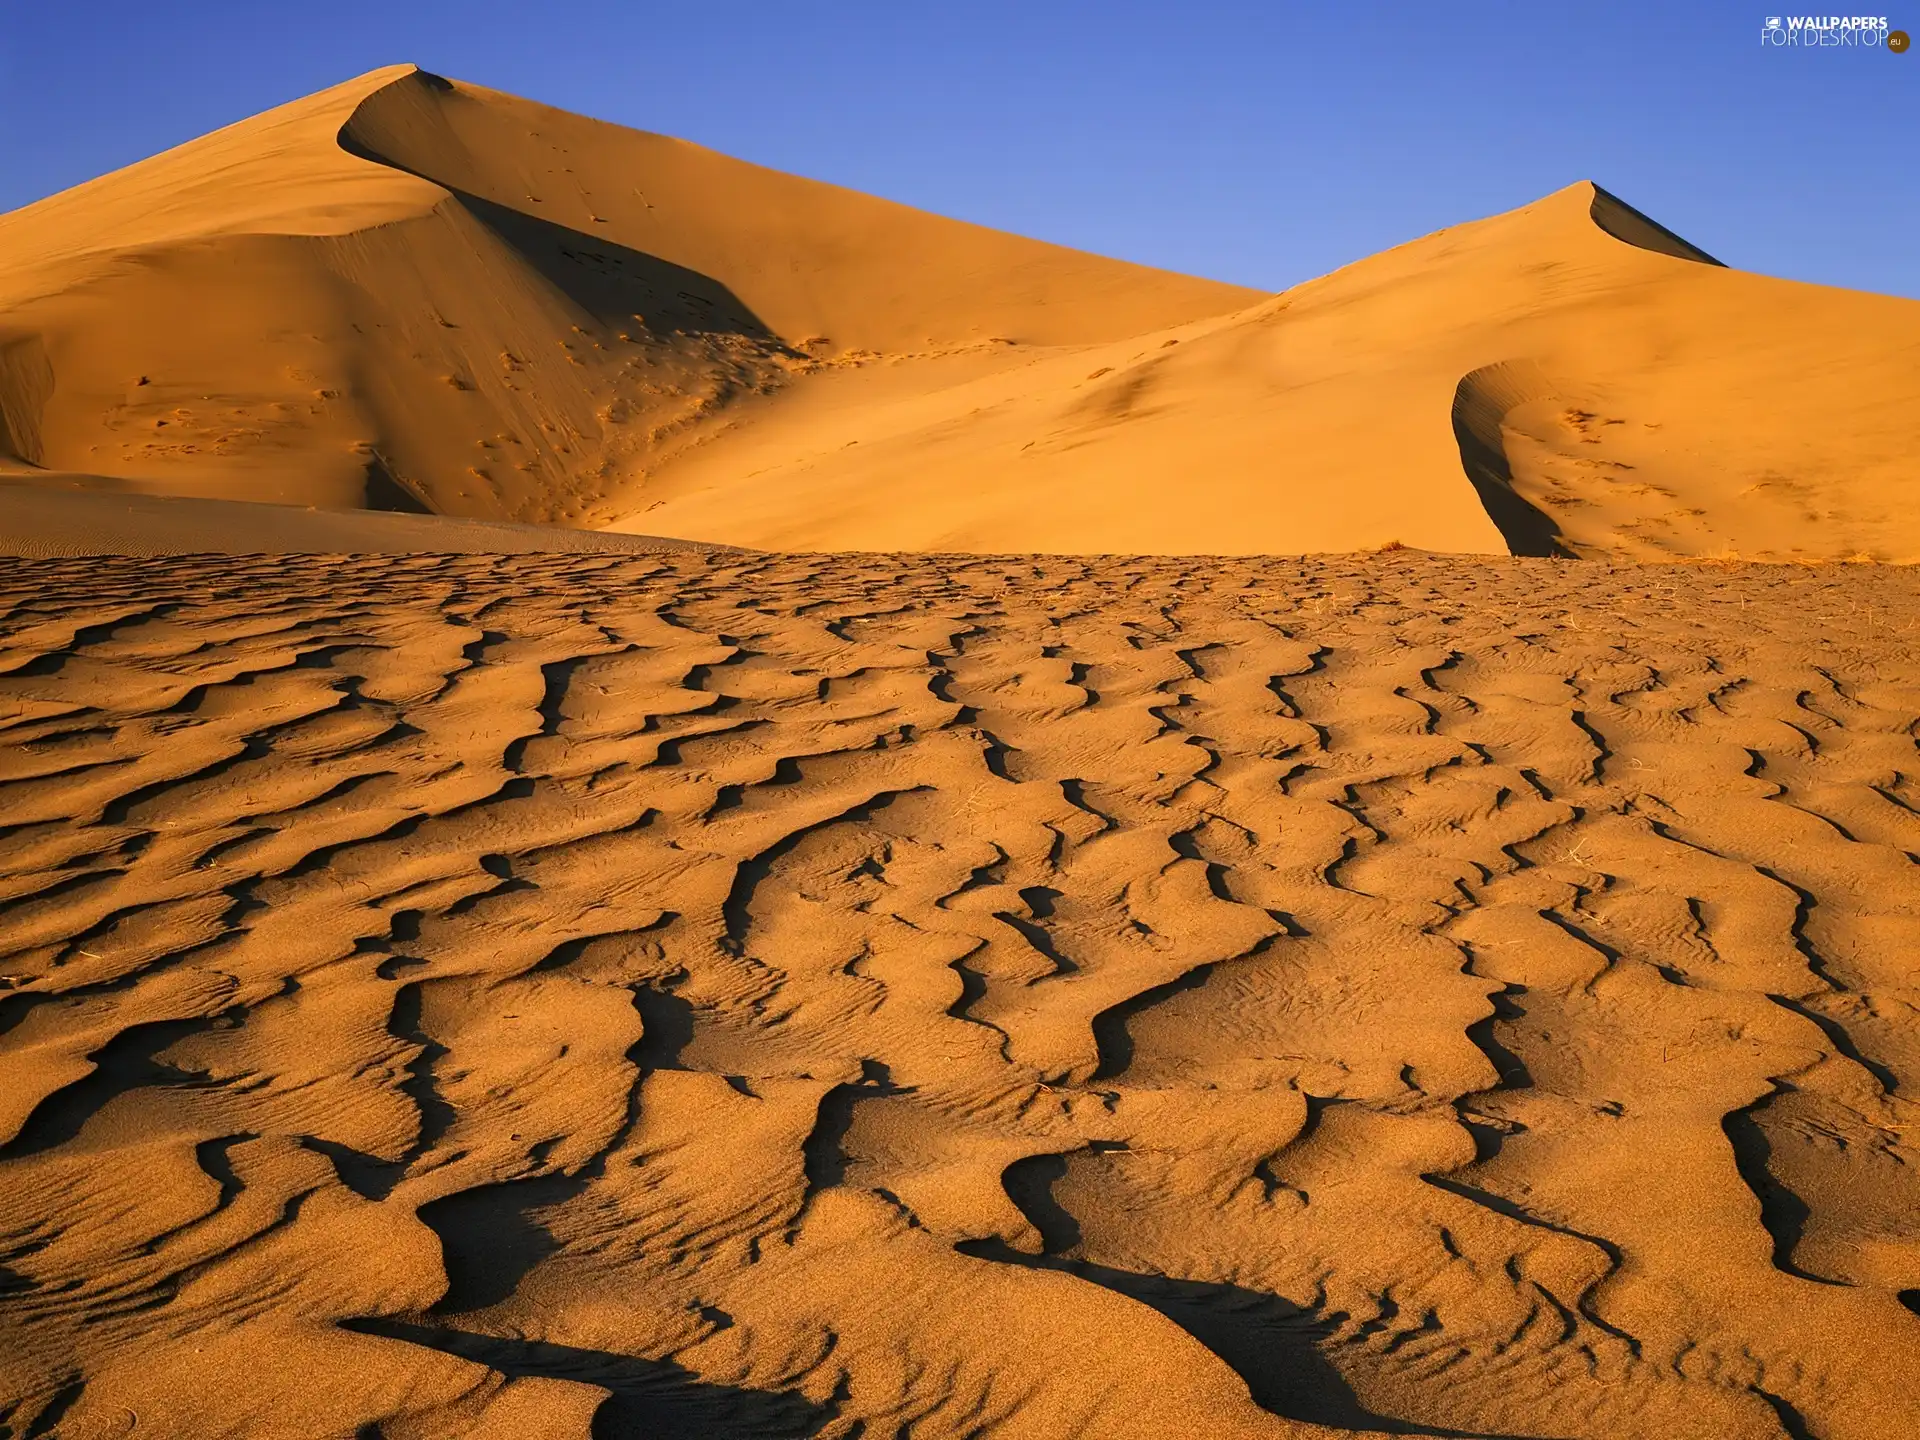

left=0, top=65, right=1255, bottom=532
left=2, top=552, right=1917, bottom=1437
left=620, top=182, right=1920, bottom=558
left=3, top=68, right=1916, bottom=558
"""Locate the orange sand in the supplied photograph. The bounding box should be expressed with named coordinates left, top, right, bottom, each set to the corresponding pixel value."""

left=2, top=553, right=1918, bottom=1438
left=2, top=64, right=1918, bottom=1440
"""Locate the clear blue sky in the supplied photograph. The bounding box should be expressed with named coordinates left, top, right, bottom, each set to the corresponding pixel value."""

left=2, top=1, right=1915, bottom=299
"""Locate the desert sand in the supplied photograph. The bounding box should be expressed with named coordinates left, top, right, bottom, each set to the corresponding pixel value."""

left=2, top=551, right=1918, bottom=1439
left=0, top=478, right=728, bottom=559
left=4, top=66, right=1919, bottom=560
left=3, top=61, right=1919, bottom=1440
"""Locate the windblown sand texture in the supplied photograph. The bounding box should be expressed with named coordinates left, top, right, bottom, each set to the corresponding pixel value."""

left=2, top=552, right=1917, bottom=1438
left=3, top=66, right=1918, bottom=559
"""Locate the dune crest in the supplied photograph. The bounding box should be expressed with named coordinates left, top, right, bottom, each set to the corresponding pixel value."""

left=1587, top=183, right=1725, bottom=265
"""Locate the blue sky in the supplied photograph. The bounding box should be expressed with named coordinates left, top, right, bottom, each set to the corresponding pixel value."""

left=2, top=1, right=1915, bottom=298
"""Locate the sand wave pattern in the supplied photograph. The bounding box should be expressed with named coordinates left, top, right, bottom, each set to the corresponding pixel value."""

left=1, top=554, right=1917, bottom=1439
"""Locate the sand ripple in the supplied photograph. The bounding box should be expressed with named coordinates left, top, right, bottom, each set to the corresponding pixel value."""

left=1, top=553, right=1916, bottom=1438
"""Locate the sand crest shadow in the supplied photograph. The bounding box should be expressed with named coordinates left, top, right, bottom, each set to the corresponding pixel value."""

left=343, top=1317, right=831, bottom=1439
left=962, top=1151, right=1562, bottom=1438
left=338, top=113, right=783, bottom=346
left=1450, top=361, right=1569, bottom=558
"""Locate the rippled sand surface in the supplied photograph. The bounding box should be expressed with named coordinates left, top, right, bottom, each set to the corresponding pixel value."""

left=2, top=552, right=1917, bottom=1438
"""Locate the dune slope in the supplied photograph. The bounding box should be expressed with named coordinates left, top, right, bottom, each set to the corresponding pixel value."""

left=1, top=552, right=1917, bottom=1438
